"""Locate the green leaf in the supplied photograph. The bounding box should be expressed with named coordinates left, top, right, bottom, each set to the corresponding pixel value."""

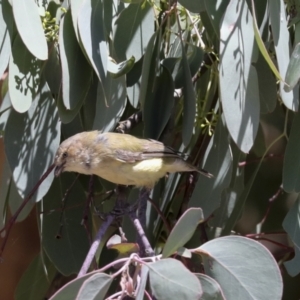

left=254, top=51, right=277, bottom=113
left=0, top=0, right=12, bottom=77
left=113, top=2, right=154, bottom=61
left=139, top=32, right=158, bottom=113
left=251, top=0, right=283, bottom=82
left=107, top=56, right=135, bottom=78
left=163, top=44, right=203, bottom=89
left=8, top=160, right=35, bottom=222
left=284, top=43, right=300, bottom=92
left=49, top=273, right=95, bottom=300
left=42, top=174, right=90, bottom=275
left=198, top=236, right=283, bottom=300
left=283, top=112, right=300, bottom=193
left=219, top=0, right=259, bottom=153
left=181, top=40, right=196, bottom=147
left=12, top=0, right=48, bottom=60
left=59, top=10, right=92, bottom=110
left=8, top=34, right=41, bottom=113
left=195, top=273, right=225, bottom=300
left=15, top=254, right=56, bottom=300
left=76, top=273, right=113, bottom=300
left=70, top=0, right=84, bottom=40
left=136, top=265, right=149, bottom=300
left=77, top=0, right=107, bottom=88
left=143, top=66, right=174, bottom=140
left=282, top=195, right=300, bottom=276
left=188, top=117, right=233, bottom=218
left=162, top=208, right=204, bottom=258
left=92, top=74, right=127, bottom=132
left=178, top=0, right=205, bottom=13
left=204, top=0, right=230, bottom=39
left=44, top=45, right=61, bottom=95
left=126, top=56, right=143, bottom=108
left=5, top=82, right=59, bottom=202
left=148, top=259, right=202, bottom=299
left=269, top=0, right=299, bottom=111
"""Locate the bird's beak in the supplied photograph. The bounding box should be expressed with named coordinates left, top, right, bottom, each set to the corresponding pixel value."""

left=54, top=162, right=65, bottom=177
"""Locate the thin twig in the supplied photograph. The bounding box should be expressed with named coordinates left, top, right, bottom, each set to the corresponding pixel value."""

left=77, top=214, right=115, bottom=277
left=128, top=206, right=154, bottom=257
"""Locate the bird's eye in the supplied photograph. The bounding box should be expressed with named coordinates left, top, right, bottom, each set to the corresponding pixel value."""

left=62, top=152, right=68, bottom=158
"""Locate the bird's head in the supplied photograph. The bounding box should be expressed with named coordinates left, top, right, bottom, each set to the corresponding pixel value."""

left=54, top=132, right=96, bottom=176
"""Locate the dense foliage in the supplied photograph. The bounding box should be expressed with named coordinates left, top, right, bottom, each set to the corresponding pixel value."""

left=1, top=0, right=300, bottom=299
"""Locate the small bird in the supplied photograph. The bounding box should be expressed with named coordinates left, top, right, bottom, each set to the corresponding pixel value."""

left=54, top=131, right=213, bottom=188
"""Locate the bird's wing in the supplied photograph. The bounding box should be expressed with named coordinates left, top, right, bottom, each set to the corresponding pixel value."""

left=114, top=140, right=183, bottom=163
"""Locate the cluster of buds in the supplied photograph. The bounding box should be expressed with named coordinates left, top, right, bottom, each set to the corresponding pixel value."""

left=41, top=11, right=59, bottom=42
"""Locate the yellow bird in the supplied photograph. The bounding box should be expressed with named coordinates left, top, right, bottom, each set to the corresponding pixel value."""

left=54, top=131, right=213, bottom=188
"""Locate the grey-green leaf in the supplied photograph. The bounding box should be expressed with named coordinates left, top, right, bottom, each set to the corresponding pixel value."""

left=9, top=34, right=41, bottom=113
left=59, top=10, right=92, bottom=110
left=77, top=0, right=107, bottom=87
left=178, top=0, right=205, bottom=13
left=5, top=82, right=59, bottom=202
left=113, top=2, right=154, bottom=62
left=283, top=112, right=300, bottom=193
left=219, top=0, right=259, bottom=153
left=143, top=66, right=174, bottom=140
left=199, top=236, right=283, bottom=300
left=194, top=273, right=225, bottom=300
left=269, top=0, right=299, bottom=111
left=162, top=208, right=204, bottom=258
left=15, top=254, right=56, bottom=300
left=148, top=259, right=202, bottom=300
left=282, top=195, right=300, bottom=276
left=181, top=41, right=196, bottom=147
left=12, top=0, right=48, bottom=60
left=284, top=43, right=300, bottom=92
left=189, top=117, right=233, bottom=218
left=0, top=0, right=12, bottom=77
left=42, top=174, right=90, bottom=275
left=76, top=273, right=113, bottom=300
left=92, top=75, right=127, bottom=132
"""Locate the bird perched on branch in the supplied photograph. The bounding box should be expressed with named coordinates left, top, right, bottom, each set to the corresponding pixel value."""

left=54, top=131, right=213, bottom=188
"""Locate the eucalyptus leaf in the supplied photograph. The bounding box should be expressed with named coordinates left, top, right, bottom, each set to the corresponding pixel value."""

left=148, top=259, right=202, bottom=299
left=0, top=0, right=12, bottom=78
left=76, top=273, right=113, bottom=300
left=189, top=118, right=233, bottom=219
left=49, top=273, right=95, bottom=300
left=162, top=208, right=204, bottom=258
left=77, top=0, right=107, bottom=93
left=59, top=10, right=92, bottom=110
left=113, top=2, right=154, bottom=62
left=9, top=34, right=41, bottom=113
left=284, top=43, right=300, bottom=92
left=269, top=0, right=299, bottom=111
left=181, top=42, right=196, bottom=147
left=195, top=273, right=226, bottom=300
left=5, top=82, right=59, bottom=202
left=12, top=0, right=48, bottom=60
left=283, top=112, right=300, bottom=193
left=282, top=195, right=300, bottom=276
left=15, top=254, right=56, bottom=300
left=92, top=74, right=127, bottom=132
left=198, top=236, right=283, bottom=300
left=178, top=0, right=205, bottom=13
left=42, top=174, right=90, bottom=275
left=143, top=66, right=174, bottom=140
left=219, top=0, right=259, bottom=153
